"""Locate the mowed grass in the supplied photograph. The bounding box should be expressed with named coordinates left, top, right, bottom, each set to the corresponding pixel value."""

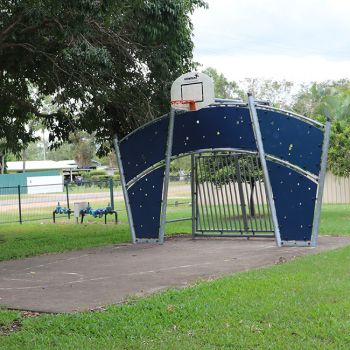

left=0, top=204, right=349, bottom=261
left=319, top=204, right=350, bottom=235
left=0, top=222, right=131, bottom=261
left=0, top=203, right=192, bottom=261
left=1, top=245, right=350, bottom=349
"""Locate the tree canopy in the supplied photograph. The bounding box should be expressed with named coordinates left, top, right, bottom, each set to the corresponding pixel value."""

left=0, top=0, right=206, bottom=155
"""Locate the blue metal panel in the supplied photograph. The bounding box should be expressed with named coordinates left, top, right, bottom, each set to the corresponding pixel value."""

left=258, top=109, right=323, bottom=175
left=127, top=166, right=164, bottom=239
left=267, top=161, right=317, bottom=241
left=172, top=107, right=257, bottom=155
left=120, top=117, right=169, bottom=183
left=120, top=107, right=258, bottom=184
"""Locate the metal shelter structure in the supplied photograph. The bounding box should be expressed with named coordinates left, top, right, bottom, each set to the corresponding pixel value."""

left=113, top=95, right=330, bottom=247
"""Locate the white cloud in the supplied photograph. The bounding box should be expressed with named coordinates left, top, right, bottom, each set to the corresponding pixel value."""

left=192, top=0, right=350, bottom=82
left=196, top=54, right=350, bottom=82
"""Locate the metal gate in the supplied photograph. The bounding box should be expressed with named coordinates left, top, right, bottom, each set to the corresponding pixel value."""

left=192, top=152, right=275, bottom=238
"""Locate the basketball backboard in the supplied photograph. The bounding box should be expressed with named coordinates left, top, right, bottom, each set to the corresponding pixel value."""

left=171, top=71, right=215, bottom=111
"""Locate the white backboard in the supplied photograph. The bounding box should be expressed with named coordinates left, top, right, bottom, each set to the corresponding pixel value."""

left=171, top=72, right=215, bottom=110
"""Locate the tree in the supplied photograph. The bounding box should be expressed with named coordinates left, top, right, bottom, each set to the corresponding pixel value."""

left=47, top=142, right=74, bottom=161
left=202, top=67, right=242, bottom=99
left=293, top=80, right=350, bottom=176
left=0, top=140, right=6, bottom=174
left=69, top=132, right=96, bottom=169
left=241, top=78, right=294, bottom=109
left=294, top=80, right=350, bottom=122
left=327, top=122, right=350, bottom=177
left=0, top=0, right=207, bottom=155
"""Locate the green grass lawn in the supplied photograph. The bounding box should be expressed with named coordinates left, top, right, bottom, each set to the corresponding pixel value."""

left=319, top=204, right=350, bottom=235
left=1, top=245, right=350, bottom=349
left=0, top=204, right=349, bottom=262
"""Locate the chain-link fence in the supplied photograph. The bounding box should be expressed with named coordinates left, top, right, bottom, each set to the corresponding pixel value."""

left=1, top=172, right=347, bottom=226
left=0, top=179, right=121, bottom=224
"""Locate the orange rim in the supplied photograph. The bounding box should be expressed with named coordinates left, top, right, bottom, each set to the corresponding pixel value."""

left=171, top=99, right=196, bottom=111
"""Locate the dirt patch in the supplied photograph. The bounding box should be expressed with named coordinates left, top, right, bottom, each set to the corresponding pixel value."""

left=0, top=319, right=22, bottom=336
left=0, top=311, right=41, bottom=336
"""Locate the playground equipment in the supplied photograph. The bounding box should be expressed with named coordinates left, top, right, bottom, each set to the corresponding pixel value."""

left=80, top=203, right=118, bottom=224
left=113, top=72, right=330, bottom=247
left=53, top=202, right=72, bottom=223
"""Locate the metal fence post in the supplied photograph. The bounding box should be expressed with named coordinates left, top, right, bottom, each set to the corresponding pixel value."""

left=65, top=183, right=70, bottom=209
left=159, top=107, right=176, bottom=244
left=248, top=93, right=281, bottom=247
left=18, top=185, right=22, bottom=224
left=109, top=177, right=115, bottom=210
left=191, top=154, right=196, bottom=238
left=311, top=118, right=331, bottom=247
left=65, top=183, right=71, bottom=220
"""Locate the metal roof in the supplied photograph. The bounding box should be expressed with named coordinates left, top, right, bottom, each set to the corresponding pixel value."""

left=7, top=160, right=77, bottom=171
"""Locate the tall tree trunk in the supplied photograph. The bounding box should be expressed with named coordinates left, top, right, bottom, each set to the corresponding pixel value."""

left=249, top=179, right=255, bottom=217
left=22, top=149, right=26, bottom=173
left=0, top=154, right=4, bottom=174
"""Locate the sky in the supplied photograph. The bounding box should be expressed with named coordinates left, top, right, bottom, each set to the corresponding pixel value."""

left=192, top=0, right=350, bottom=82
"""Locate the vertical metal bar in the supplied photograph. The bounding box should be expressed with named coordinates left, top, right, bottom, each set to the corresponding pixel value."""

left=230, top=155, right=243, bottom=232
left=203, top=155, right=217, bottom=230
left=18, top=185, right=22, bottom=224
left=224, top=155, right=238, bottom=231
left=195, top=155, right=206, bottom=232
left=209, top=155, right=220, bottom=231
left=218, top=155, right=230, bottom=231
left=251, top=155, right=263, bottom=232
left=248, top=93, right=281, bottom=246
left=235, top=156, right=249, bottom=231
left=201, top=157, right=215, bottom=230
left=191, top=154, right=196, bottom=238
left=221, top=154, right=234, bottom=231
left=212, top=155, right=226, bottom=232
left=241, top=154, right=254, bottom=231
left=247, top=154, right=260, bottom=233
left=254, top=155, right=268, bottom=231
left=113, top=135, right=136, bottom=243
left=109, top=177, right=115, bottom=210
left=311, top=119, right=331, bottom=247
left=264, top=180, right=274, bottom=231
left=198, top=155, right=212, bottom=230
left=159, top=108, right=176, bottom=244
left=65, top=183, right=70, bottom=210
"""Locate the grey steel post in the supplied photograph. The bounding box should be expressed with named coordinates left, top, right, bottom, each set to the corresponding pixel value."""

left=65, top=183, right=70, bottom=210
left=109, top=177, right=115, bottom=210
left=113, top=135, right=136, bottom=243
left=248, top=93, right=281, bottom=246
left=159, top=108, right=176, bottom=244
left=18, top=185, right=22, bottom=224
left=191, top=154, right=196, bottom=238
left=65, top=183, right=71, bottom=220
left=311, top=119, right=331, bottom=247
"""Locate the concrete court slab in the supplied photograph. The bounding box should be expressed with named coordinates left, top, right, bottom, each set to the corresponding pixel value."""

left=1, top=236, right=350, bottom=313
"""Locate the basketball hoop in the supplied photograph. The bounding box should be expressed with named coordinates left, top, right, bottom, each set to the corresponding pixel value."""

left=171, top=99, right=196, bottom=111
left=170, top=72, right=215, bottom=111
